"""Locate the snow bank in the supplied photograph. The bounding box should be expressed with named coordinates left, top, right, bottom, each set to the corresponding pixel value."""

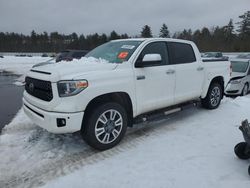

left=1, top=96, right=250, bottom=188
left=0, top=56, right=51, bottom=85
left=0, top=56, right=51, bottom=75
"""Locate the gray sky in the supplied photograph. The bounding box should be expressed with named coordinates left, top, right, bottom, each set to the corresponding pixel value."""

left=0, top=0, right=249, bottom=36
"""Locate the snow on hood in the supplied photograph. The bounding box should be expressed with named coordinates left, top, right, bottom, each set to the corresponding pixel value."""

left=30, top=57, right=118, bottom=81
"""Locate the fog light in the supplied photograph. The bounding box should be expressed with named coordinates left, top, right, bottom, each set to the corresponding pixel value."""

left=57, top=118, right=66, bottom=127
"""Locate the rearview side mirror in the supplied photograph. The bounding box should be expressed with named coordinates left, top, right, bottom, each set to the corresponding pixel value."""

left=143, top=54, right=162, bottom=62
left=135, top=54, right=162, bottom=68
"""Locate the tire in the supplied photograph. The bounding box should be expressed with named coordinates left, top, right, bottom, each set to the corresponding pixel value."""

left=82, top=102, right=128, bottom=150
left=248, top=165, right=250, bottom=176
left=201, top=82, right=222, bottom=109
left=242, top=83, right=249, bottom=96
left=234, top=142, right=250, bottom=160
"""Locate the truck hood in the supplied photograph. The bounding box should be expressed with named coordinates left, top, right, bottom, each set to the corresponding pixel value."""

left=29, top=58, right=118, bottom=82
left=230, top=72, right=246, bottom=81
left=231, top=72, right=246, bottom=78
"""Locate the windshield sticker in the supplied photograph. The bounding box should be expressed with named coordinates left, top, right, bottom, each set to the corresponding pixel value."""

left=118, top=52, right=129, bottom=59
left=121, top=45, right=135, bottom=50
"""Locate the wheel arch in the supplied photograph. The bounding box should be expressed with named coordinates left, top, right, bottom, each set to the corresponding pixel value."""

left=202, top=76, right=224, bottom=99
left=82, top=92, right=134, bottom=131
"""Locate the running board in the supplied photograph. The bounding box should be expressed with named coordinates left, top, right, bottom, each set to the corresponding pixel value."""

left=133, top=101, right=198, bottom=125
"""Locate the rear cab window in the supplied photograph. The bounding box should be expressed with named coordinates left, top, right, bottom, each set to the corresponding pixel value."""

left=167, top=42, right=196, bottom=64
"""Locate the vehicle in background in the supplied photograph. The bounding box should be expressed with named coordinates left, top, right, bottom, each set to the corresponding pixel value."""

left=55, top=50, right=88, bottom=62
left=0, top=55, right=3, bottom=58
left=41, top=53, right=49, bottom=57
left=202, top=52, right=229, bottom=61
left=23, top=38, right=230, bottom=150
left=33, top=50, right=88, bottom=68
left=225, top=58, right=250, bottom=96
left=50, top=53, right=56, bottom=58
left=236, top=54, right=250, bottom=59
left=15, top=54, right=27, bottom=57
left=32, top=58, right=56, bottom=68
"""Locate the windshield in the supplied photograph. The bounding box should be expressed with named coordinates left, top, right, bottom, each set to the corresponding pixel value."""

left=85, top=40, right=143, bottom=63
left=231, top=61, right=249, bottom=73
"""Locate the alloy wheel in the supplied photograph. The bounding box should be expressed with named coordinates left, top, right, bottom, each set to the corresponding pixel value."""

left=95, top=109, right=123, bottom=144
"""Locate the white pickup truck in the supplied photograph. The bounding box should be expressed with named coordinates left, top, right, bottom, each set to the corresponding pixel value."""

left=23, top=38, right=231, bottom=150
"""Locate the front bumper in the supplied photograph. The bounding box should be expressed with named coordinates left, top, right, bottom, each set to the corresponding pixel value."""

left=23, top=98, right=84, bottom=134
left=225, top=83, right=243, bottom=95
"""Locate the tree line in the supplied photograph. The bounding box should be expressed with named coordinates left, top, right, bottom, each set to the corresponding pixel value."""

left=0, top=11, right=249, bottom=53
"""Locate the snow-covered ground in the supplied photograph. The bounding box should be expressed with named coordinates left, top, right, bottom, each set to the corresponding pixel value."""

left=0, top=56, right=51, bottom=75
left=1, top=55, right=250, bottom=188
left=0, top=56, right=51, bottom=84
left=1, top=97, right=250, bottom=188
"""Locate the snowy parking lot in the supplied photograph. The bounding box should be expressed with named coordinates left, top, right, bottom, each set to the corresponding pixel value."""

left=0, top=56, right=250, bottom=188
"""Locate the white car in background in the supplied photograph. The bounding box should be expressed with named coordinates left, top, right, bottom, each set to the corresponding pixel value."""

left=225, top=57, right=250, bottom=96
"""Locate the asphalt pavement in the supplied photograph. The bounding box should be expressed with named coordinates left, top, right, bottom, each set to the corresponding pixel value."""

left=0, top=72, right=24, bottom=132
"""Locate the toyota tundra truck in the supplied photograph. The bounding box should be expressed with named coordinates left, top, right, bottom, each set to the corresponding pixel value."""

left=23, top=38, right=231, bottom=150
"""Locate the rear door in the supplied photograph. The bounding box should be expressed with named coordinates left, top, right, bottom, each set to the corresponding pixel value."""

left=167, top=42, right=204, bottom=104
left=133, top=41, right=176, bottom=115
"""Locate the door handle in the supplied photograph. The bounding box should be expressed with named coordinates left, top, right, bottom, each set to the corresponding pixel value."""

left=137, top=75, right=145, bottom=80
left=166, top=69, right=175, bottom=74
left=197, top=67, right=204, bottom=71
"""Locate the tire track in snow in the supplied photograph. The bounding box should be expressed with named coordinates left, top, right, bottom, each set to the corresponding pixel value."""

left=1, top=109, right=193, bottom=188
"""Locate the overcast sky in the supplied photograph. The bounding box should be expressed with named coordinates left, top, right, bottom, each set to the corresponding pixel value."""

left=0, top=0, right=249, bottom=36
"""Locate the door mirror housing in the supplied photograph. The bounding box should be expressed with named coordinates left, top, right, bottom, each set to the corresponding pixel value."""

left=135, top=54, right=162, bottom=68
left=143, top=54, right=162, bottom=62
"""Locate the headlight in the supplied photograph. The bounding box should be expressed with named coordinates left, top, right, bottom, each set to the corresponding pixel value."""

left=57, top=80, right=88, bottom=97
left=230, top=79, right=242, bottom=84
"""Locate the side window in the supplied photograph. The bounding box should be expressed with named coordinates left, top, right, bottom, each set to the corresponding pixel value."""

left=136, top=42, right=169, bottom=66
left=72, top=52, right=83, bottom=58
left=168, top=42, right=196, bottom=64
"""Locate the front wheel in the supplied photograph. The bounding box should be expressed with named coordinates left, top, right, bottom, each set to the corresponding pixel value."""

left=201, top=83, right=222, bottom=109
left=82, top=102, right=128, bottom=150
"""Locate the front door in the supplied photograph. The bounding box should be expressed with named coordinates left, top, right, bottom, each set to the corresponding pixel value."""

left=133, top=41, right=176, bottom=115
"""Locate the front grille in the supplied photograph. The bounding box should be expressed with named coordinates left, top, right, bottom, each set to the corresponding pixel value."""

left=25, top=77, right=53, bottom=101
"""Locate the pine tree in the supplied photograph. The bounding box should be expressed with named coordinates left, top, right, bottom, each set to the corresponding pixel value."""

left=223, top=19, right=235, bottom=44
left=110, top=31, right=120, bottom=40
left=30, top=30, right=37, bottom=51
left=141, top=25, right=153, bottom=38
left=224, top=19, right=234, bottom=36
left=159, top=24, right=170, bottom=38
left=100, top=34, right=108, bottom=44
left=237, top=11, right=250, bottom=36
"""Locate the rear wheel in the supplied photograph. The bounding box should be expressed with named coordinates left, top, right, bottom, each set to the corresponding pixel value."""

left=234, top=142, right=250, bottom=160
left=82, top=102, right=128, bottom=150
left=201, top=83, right=222, bottom=109
left=242, top=83, right=249, bottom=96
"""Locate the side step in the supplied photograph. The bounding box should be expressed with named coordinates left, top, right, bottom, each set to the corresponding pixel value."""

left=133, top=101, right=198, bottom=125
